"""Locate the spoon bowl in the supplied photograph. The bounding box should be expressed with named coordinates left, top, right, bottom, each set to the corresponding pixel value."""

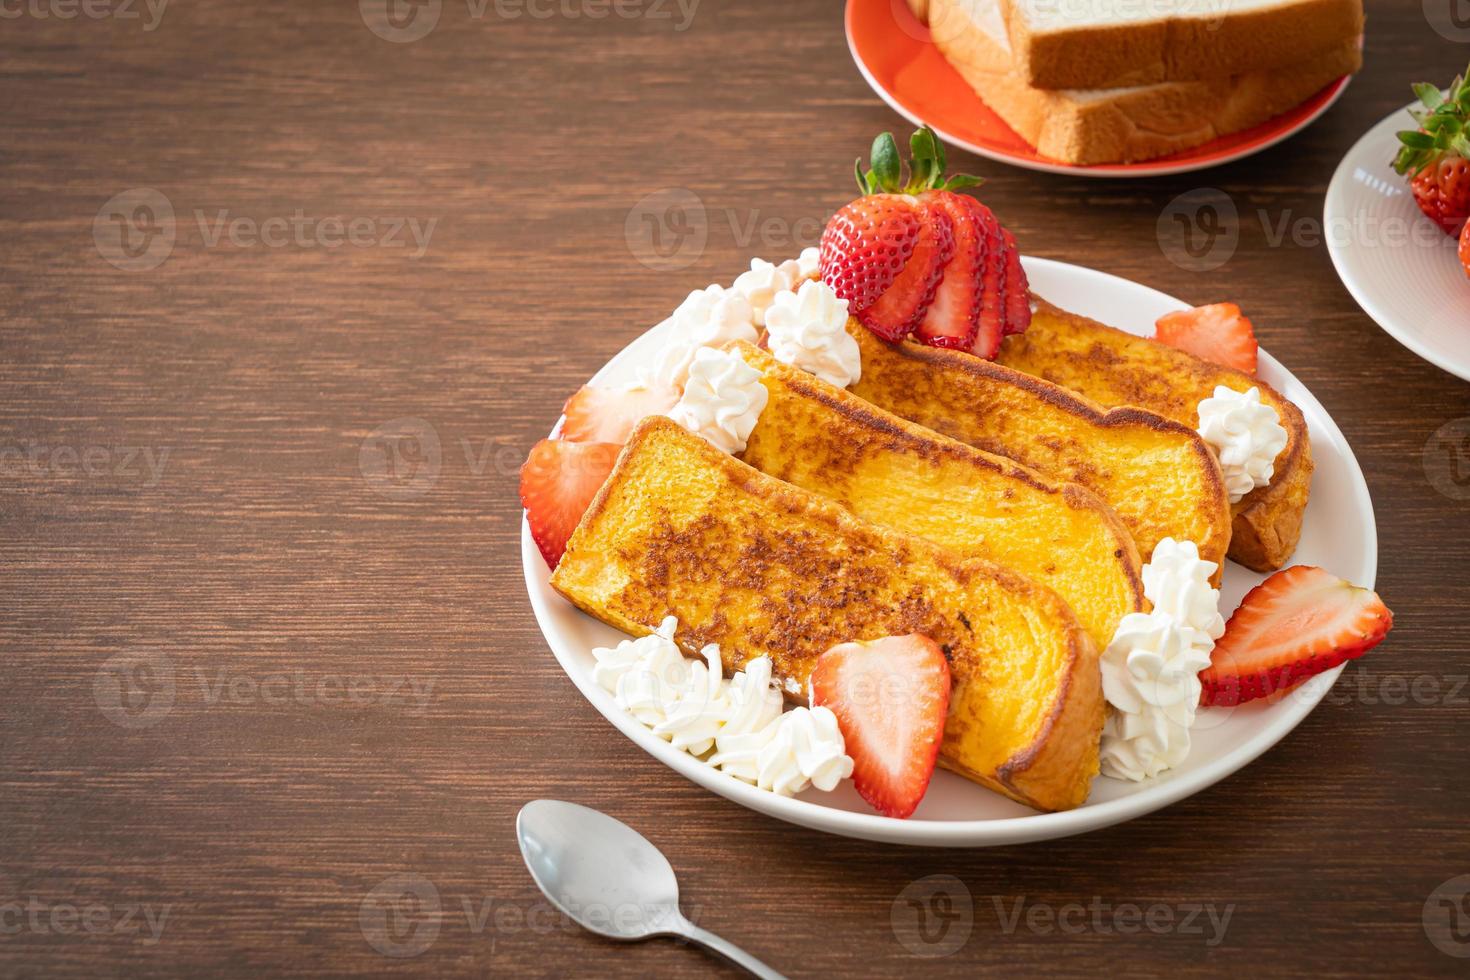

left=516, top=800, right=786, bottom=978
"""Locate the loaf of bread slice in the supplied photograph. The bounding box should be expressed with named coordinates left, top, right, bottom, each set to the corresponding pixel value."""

left=732, top=340, right=1144, bottom=655
left=844, top=321, right=1233, bottom=583
left=996, top=0, right=1364, bottom=91
left=996, top=301, right=1313, bottom=573
left=924, top=0, right=1361, bottom=165
left=552, top=416, right=1103, bottom=811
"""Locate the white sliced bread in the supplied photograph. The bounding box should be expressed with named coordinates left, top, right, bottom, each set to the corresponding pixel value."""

left=998, top=0, right=1364, bottom=91
left=927, top=0, right=1361, bottom=165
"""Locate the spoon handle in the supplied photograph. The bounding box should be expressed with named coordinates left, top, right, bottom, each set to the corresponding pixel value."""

left=676, top=921, right=787, bottom=980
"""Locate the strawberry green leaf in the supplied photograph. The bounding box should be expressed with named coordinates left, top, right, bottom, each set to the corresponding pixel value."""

left=870, top=133, right=901, bottom=193
left=1415, top=83, right=1445, bottom=110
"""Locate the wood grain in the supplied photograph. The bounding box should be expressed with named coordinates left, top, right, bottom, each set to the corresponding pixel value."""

left=2, top=0, right=1469, bottom=975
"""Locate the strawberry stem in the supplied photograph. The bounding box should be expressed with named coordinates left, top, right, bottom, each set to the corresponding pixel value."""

left=853, top=124, right=984, bottom=196
left=1394, top=62, right=1470, bottom=175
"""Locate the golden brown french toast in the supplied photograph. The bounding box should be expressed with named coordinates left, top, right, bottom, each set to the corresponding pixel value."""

left=551, top=417, right=1102, bottom=812
left=996, top=301, right=1312, bottom=572
left=843, top=321, right=1232, bottom=582
left=731, top=341, right=1144, bottom=654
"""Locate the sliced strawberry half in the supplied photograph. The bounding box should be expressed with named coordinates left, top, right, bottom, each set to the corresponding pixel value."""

left=819, top=195, right=922, bottom=326
left=970, top=203, right=1008, bottom=359
left=519, top=439, right=621, bottom=568
left=1199, top=565, right=1394, bottom=707
left=820, top=125, right=984, bottom=343
left=912, top=190, right=985, bottom=350
left=860, top=198, right=954, bottom=342
left=1000, top=227, right=1031, bottom=337
left=810, top=634, right=951, bottom=819
left=561, top=383, right=679, bottom=445
left=1155, top=302, right=1259, bottom=376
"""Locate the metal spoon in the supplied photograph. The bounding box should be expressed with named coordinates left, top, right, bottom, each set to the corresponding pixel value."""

left=516, top=800, right=786, bottom=979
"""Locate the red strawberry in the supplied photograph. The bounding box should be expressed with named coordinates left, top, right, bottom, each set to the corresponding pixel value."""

left=821, top=126, right=983, bottom=343
left=810, top=634, right=951, bottom=819
left=913, top=190, right=985, bottom=349
left=519, top=439, right=621, bottom=568
left=1000, top=227, right=1032, bottom=337
left=1461, top=219, right=1470, bottom=279
left=861, top=198, right=954, bottom=341
left=1393, top=67, right=1470, bottom=237
left=819, top=196, right=922, bottom=329
left=1199, top=566, right=1393, bottom=708
left=971, top=203, right=1007, bottom=359
left=561, top=383, right=679, bottom=445
left=1155, top=303, right=1259, bottom=376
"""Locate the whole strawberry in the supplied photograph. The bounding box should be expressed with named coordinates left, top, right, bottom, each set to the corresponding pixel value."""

left=1393, top=65, right=1470, bottom=237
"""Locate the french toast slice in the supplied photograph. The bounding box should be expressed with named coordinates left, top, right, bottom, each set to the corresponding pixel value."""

left=843, top=321, right=1233, bottom=583
left=731, top=341, right=1144, bottom=654
left=995, top=300, right=1313, bottom=572
left=551, top=417, right=1103, bottom=812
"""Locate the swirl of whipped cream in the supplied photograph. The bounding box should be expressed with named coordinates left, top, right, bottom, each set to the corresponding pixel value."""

left=1099, top=537, right=1223, bottom=781
left=1196, top=385, right=1289, bottom=503
left=792, top=246, right=819, bottom=283
left=731, top=249, right=823, bottom=327
left=753, top=705, right=854, bottom=795
left=704, top=656, right=785, bottom=783
left=667, top=347, right=769, bottom=454
left=1143, top=538, right=1226, bottom=640
left=764, top=279, right=860, bottom=389
left=591, top=618, right=853, bottom=797
left=643, top=284, right=757, bottom=390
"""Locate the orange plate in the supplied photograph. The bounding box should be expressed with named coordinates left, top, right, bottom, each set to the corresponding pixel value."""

left=845, top=0, right=1353, bottom=178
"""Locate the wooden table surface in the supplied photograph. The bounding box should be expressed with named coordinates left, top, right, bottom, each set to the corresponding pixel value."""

left=3, top=0, right=1469, bottom=975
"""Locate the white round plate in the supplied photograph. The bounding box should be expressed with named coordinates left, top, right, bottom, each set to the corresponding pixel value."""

left=1326, top=101, right=1470, bottom=381
left=523, top=258, right=1376, bottom=846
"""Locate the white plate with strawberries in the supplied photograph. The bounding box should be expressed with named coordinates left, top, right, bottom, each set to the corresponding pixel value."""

left=522, top=252, right=1381, bottom=847
left=1326, top=74, right=1470, bottom=382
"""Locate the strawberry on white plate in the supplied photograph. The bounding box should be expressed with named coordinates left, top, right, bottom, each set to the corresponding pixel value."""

left=560, top=383, right=678, bottom=445
left=1155, top=303, right=1260, bottom=376
left=519, top=439, right=620, bottom=568
left=810, top=634, right=951, bottom=819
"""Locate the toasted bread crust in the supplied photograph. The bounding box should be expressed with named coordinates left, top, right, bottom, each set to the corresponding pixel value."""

left=552, top=417, right=1102, bottom=811
left=733, top=340, right=1144, bottom=653
left=845, top=321, right=1232, bottom=583
left=996, top=300, right=1313, bottom=571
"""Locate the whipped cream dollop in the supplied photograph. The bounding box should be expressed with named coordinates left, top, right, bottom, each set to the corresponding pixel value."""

left=1099, top=539, right=1225, bottom=782
left=1196, top=385, right=1289, bottom=503
left=667, top=347, right=769, bottom=454
left=764, top=279, right=860, bottom=389
left=643, top=284, right=758, bottom=391
left=590, top=618, right=854, bottom=797
left=730, top=248, right=821, bottom=326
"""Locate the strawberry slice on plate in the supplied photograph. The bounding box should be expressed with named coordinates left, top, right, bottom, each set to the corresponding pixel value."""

left=519, top=439, right=621, bottom=568
left=820, top=195, right=922, bottom=334
left=561, top=383, right=679, bottom=445
left=913, top=190, right=985, bottom=350
left=1155, top=302, right=1259, bottom=376
left=811, top=633, right=951, bottom=819
left=860, top=197, right=954, bottom=342
left=1199, top=565, right=1394, bottom=707
left=970, top=202, right=1008, bottom=359
left=1000, top=227, right=1032, bottom=338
